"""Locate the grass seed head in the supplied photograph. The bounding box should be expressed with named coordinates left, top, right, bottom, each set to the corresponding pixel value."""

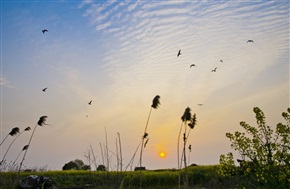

left=181, top=107, right=192, bottom=122
left=143, top=132, right=149, bottom=139
left=144, top=138, right=149, bottom=148
left=151, top=95, right=160, bottom=109
left=188, top=113, right=197, bottom=129
left=9, top=127, right=20, bottom=136
left=24, top=127, right=31, bottom=131
left=22, top=145, right=29, bottom=151
left=38, top=116, right=48, bottom=126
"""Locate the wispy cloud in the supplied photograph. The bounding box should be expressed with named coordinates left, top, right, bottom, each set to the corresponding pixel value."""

left=79, top=0, right=288, bottom=109
left=0, top=75, right=15, bottom=88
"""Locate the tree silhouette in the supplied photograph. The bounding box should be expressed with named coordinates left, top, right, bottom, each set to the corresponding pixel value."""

left=97, top=164, right=107, bottom=171
left=62, top=159, right=91, bottom=170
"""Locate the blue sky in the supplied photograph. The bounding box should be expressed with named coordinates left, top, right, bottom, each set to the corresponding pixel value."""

left=1, top=0, right=289, bottom=170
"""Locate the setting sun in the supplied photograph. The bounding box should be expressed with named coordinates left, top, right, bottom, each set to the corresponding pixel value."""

left=159, top=152, right=166, bottom=158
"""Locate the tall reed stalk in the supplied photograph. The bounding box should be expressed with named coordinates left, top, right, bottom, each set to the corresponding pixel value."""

left=18, top=116, right=48, bottom=173
left=0, top=127, right=31, bottom=165
left=0, top=127, right=20, bottom=146
left=116, top=138, right=119, bottom=172
left=117, top=132, right=122, bottom=172
left=125, top=141, right=141, bottom=171
left=177, top=107, right=192, bottom=189
left=89, top=144, right=98, bottom=170
left=99, top=142, right=104, bottom=166
left=181, top=112, right=197, bottom=189
left=105, top=127, right=109, bottom=171
left=139, top=95, right=160, bottom=188
left=12, top=145, right=29, bottom=169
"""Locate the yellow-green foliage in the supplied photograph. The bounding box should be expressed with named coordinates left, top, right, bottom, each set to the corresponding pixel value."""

left=0, top=165, right=234, bottom=189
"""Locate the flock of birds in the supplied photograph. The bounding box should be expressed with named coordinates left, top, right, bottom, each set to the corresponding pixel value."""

left=41, top=29, right=94, bottom=107
left=176, top=39, right=254, bottom=106
left=40, top=28, right=254, bottom=109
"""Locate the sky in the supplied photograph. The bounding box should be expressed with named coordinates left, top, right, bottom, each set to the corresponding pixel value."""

left=0, top=0, right=289, bottom=171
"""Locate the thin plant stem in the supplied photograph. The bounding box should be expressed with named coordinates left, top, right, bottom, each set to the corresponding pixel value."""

left=116, top=138, right=119, bottom=172
left=177, top=122, right=184, bottom=169
left=12, top=149, right=24, bottom=168
left=0, top=134, right=9, bottom=146
left=183, top=131, right=188, bottom=189
left=177, top=122, right=184, bottom=189
left=99, top=142, right=104, bottom=166
left=139, top=107, right=152, bottom=189
left=188, top=148, right=191, bottom=166
left=18, top=124, right=37, bottom=173
left=117, top=132, right=122, bottom=172
left=125, top=140, right=141, bottom=171
left=139, top=107, right=152, bottom=168
left=89, top=144, right=98, bottom=170
left=105, top=127, right=109, bottom=171
left=0, top=131, right=22, bottom=164
left=180, top=128, right=193, bottom=167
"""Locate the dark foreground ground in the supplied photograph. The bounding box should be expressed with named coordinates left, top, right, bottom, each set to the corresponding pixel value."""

left=0, top=165, right=287, bottom=189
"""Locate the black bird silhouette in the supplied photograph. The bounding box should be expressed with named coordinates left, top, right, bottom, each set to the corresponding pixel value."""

left=197, top=104, right=203, bottom=106
left=190, top=64, right=196, bottom=68
left=177, top=49, right=181, bottom=57
left=220, top=60, right=223, bottom=63
left=42, top=87, right=47, bottom=92
left=211, top=67, right=217, bottom=72
left=247, top=40, right=254, bottom=43
left=42, top=29, right=48, bottom=33
left=88, top=100, right=92, bottom=105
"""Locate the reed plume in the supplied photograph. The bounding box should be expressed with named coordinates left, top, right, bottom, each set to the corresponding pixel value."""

left=181, top=112, right=197, bottom=189
left=18, top=116, right=48, bottom=172
left=0, top=127, right=20, bottom=146
left=139, top=96, right=160, bottom=167
left=177, top=107, right=192, bottom=189
left=139, top=95, right=160, bottom=188
left=181, top=114, right=197, bottom=168
left=178, top=107, right=191, bottom=169
left=0, top=127, right=31, bottom=165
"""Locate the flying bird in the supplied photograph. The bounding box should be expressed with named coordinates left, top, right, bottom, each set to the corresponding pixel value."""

left=88, top=100, right=92, bottom=105
left=220, top=60, right=223, bottom=63
left=211, top=67, right=217, bottom=72
left=190, top=64, right=196, bottom=68
left=42, top=29, right=48, bottom=33
left=42, top=87, right=47, bottom=92
left=177, top=49, right=181, bottom=57
left=197, top=104, right=203, bottom=106
left=247, top=40, right=254, bottom=43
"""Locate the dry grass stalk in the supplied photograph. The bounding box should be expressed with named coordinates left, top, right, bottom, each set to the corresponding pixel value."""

left=139, top=95, right=160, bottom=188
left=18, top=116, right=48, bottom=173
left=0, top=127, right=31, bottom=165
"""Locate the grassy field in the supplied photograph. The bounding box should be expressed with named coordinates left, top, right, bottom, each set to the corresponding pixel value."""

left=0, top=165, right=245, bottom=189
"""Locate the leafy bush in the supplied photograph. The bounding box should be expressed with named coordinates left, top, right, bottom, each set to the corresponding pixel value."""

left=220, top=107, right=290, bottom=189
